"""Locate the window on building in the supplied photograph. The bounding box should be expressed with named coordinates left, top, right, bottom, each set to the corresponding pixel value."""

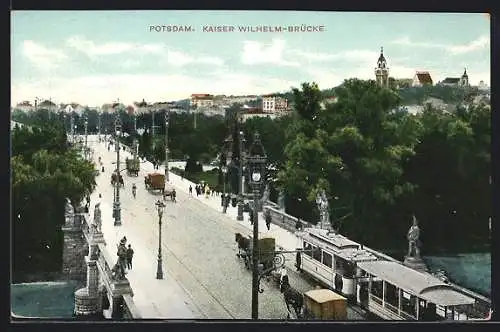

left=322, top=251, right=333, bottom=268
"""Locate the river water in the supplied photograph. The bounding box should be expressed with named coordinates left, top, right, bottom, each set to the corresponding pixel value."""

left=11, top=254, right=490, bottom=318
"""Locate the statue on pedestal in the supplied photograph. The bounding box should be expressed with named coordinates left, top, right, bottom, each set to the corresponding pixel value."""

left=111, top=238, right=128, bottom=280
left=277, top=190, right=285, bottom=211
left=92, top=203, right=102, bottom=233
left=261, top=184, right=270, bottom=203
left=64, top=198, right=75, bottom=225
left=315, top=190, right=330, bottom=230
left=407, top=214, right=421, bottom=258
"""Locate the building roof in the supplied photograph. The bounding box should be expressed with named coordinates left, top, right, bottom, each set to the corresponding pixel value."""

left=357, top=261, right=475, bottom=307
left=415, top=71, right=433, bottom=85
left=191, top=94, right=213, bottom=98
left=441, top=77, right=461, bottom=84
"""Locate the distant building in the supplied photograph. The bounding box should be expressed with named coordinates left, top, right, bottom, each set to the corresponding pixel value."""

left=395, top=78, right=413, bottom=89
left=262, top=95, right=289, bottom=113
left=191, top=94, right=214, bottom=108
left=412, top=71, right=433, bottom=87
left=238, top=107, right=278, bottom=122
left=439, top=68, right=470, bottom=87
left=478, top=80, right=489, bottom=91
left=319, top=96, right=338, bottom=110
left=15, top=101, right=35, bottom=112
left=374, top=47, right=389, bottom=88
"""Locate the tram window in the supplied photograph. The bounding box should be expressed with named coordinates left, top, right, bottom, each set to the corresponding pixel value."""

left=312, top=247, right=322, bottom=261
left=303, top=242, right=312, bottom=257
left=322, top=252, right=333, bottom=268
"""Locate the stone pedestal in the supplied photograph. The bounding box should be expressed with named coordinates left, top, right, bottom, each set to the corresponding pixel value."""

left=403, top=256, right=428, bottom=273
left=74, top=288, right=99, bottom=317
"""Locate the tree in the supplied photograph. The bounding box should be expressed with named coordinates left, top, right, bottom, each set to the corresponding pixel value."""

left=279, top=79, right=421, bottom=248
left=12, top=122, right=96, bottom=281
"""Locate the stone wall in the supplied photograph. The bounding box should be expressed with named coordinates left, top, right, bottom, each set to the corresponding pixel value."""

left=263, top=205, right=312, bottom=233
left=61, top=213, right=88, bottom=283
left=122, top=294, right=142, bottom=319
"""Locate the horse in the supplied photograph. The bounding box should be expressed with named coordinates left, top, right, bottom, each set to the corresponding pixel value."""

left=280, top=275, right=304, bottom=319
left=235, top=233, right=251, bottom=269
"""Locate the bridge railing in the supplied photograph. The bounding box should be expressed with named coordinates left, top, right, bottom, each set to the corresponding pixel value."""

left=263, top=205, right=312, bottom=233
left=79, top=211, right=141, bottom=319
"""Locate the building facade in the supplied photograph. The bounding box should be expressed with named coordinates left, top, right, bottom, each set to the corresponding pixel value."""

left=412, top=71, right=433, bottom=87
left=439, top=68, right=469, bottom=87
left=191, top=94, right=214, bottom=108
left=374, top=47, right=389, bottom=87
left=262, top=95, right=288, bottom=113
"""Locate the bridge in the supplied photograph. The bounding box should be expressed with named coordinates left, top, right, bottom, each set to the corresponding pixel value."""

left=60, top=134, right=490, bottom=320
left=61, top=134, right=342, bottom=319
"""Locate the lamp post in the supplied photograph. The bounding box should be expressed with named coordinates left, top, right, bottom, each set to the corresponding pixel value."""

left=237, top=130, right=246, bottom=221
left=113, top=113, right=122, bottom=226
left=133, top=114, right=138, bottom=159
left=222, top=166, right=228, bottom=197
left=84, top=117, right=88, bottom=160
left=164, top=110, right=170, bottom=183
left=98, top=112, right=102, bottom=141
left=155, top=199, right=166, bottom=279
left=247, top=132, right=267, bottom=320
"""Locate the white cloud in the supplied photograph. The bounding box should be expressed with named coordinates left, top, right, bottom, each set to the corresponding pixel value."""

left=11, top=72, right=296, bottom=106
left=241, top=39, right=299, bottom=67
left=292, top=49, right=378, bottom=63
left=448, top=36, right=489, bottom=55
left=21, top=40, right=67, bottom=71
left=164, top=50, right=224, bottom=67
left=65, top=36, right=165, bottom=57
left=391, top=35, right=490, bottom=55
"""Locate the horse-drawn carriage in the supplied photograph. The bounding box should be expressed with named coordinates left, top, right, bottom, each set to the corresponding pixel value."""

left=125, top=157, right=140, bottom=176
left=145, top=173, right=165, bottom=193
left=235, top=234, right=276, bottom=271
left=163, top=183, right=176, bottom=201
left=111, top=172, right=124, bottom=187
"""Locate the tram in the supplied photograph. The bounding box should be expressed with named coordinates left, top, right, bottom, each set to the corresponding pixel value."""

left=297, top=228, right=483, bottom=321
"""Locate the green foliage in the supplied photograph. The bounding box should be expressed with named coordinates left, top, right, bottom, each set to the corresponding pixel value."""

left=278, top=79, right=490, bottom=253
left=11, top=122, right=96, bottom=279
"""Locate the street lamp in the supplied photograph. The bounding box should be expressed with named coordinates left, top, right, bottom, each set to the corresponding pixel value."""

left=133, top=114, right=138, bottom=159
left=113, top=114, right=122, bottom=226
left=247, top=132, right=267, bottom=320
left=164, top=110, right=170, bottom=183
left=237, top=131, right=246, bottom=221
left=84, top=117, right=88, bottom=160
left=137, top=127, right=145, bottom=157
left=221, top=166, right=228, bottom=197
left=155, top=199, right=166, bottom=280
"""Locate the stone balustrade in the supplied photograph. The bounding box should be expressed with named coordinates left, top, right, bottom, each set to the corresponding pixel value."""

left=263, top=204, right=312, bottom=233
left=62, top=205, right=141, bottom=319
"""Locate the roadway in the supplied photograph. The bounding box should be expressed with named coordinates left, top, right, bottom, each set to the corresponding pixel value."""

left=89, top=136, right=317, bottom=319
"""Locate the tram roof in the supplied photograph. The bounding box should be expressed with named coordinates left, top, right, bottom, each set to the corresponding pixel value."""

left=358, top=261, right=475, bottom=307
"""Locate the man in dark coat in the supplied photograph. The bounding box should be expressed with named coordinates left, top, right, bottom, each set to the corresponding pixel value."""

left=265, top=209, right=272, bottom=231
left=126, top=244, right=134, bottom=269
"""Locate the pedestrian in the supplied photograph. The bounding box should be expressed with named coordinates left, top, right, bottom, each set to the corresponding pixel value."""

left=211, top=189, right=215, bottom=197
left=172, top=189, right=177, bottom=203
left=265, top=209, right=272, bottom=231
left=296, top=250, right=302, bottom=272
left=220, top=194, right=225, bottom=207
left=189, top=185, right=193, bottom=196
left=223, top=195, right=229, bottom=214
left=126, top=244, right=134, bottom=269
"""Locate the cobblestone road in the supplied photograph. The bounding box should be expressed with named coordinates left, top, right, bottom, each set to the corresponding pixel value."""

left=93, top=139, right=322, bottom=319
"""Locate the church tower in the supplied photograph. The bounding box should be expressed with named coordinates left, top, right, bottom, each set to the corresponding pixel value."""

left=460, top=68, right=469, bottom=87
left=375, top=47, right=389, bottom=87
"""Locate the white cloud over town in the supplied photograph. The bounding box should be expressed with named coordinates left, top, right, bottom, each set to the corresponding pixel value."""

left=13, top=34, right=490, bottom=106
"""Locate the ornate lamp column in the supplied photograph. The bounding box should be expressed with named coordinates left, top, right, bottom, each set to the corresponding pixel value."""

left=237, top=130, right=246, bottom=221
left=247, top=132, right=267, bottom=320
left=164, top=110, right=170, bottom=182
left=155, top=200, right=166, bottom=279
left=113, top=111, right=122, bottom=226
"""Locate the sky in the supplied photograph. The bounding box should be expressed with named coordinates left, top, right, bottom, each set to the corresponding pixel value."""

left=11, top=11, right=490, bottom=106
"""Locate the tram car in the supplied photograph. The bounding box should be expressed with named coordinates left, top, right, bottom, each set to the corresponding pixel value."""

left=297, top=228, right=482, bottom=321
left=145, top=173, right=165, bottom=193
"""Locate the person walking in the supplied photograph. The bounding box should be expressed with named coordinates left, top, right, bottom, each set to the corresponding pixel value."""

left=265, top=209, right=272, bottom=231
left=189, top=185, right=193, bottom=196
left=126, top=244, right=134, bottom=270
left=172, top=189, right=177, bottom=203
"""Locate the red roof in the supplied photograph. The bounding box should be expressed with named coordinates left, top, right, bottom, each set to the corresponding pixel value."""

left=415, top=71, right=433, bottom=85
left=191, top=94, right=212, bottom=98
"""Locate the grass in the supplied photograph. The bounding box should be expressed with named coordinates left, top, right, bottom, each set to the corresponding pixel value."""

left=170, top=167, right=222, bottom=191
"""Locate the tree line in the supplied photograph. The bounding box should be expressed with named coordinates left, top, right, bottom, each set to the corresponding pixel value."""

left=12, top=80, right=490, bottom=254
left=11, top=118, right=96, bottom=281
